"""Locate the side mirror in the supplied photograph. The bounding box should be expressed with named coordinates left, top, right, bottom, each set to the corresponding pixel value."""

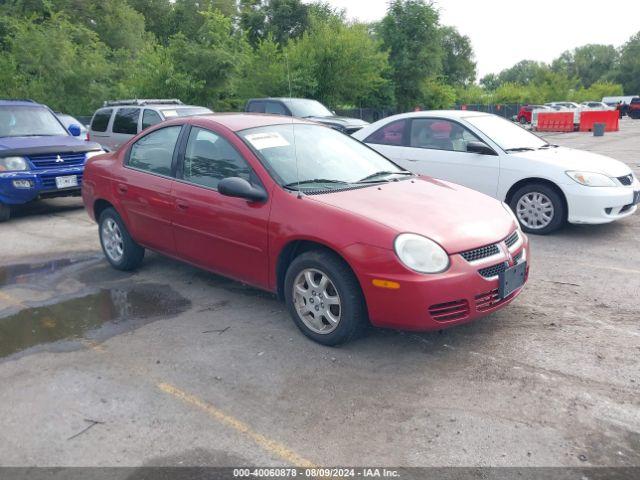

left=218, top=177, right=267, bottom=202
left=68, top=124, right=82, bottom=137
left=467, top=141, right=497, bottom=156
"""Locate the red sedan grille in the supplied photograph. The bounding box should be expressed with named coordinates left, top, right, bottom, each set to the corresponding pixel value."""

left=428, top=299, right=470, bottom=322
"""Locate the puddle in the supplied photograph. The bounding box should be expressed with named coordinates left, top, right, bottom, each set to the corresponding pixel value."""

left=0, top=283, right=191, bottom=359
left=0, top=257, right=98, bottom=287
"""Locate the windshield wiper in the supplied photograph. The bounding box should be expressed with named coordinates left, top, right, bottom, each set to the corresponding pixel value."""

left=539, top=143, right=559, bottom=149
left=356, top=171, right=413, bottom=183
left=505, top=147, right=536, bottom=152
left=283, top=179, right=349, bottom=190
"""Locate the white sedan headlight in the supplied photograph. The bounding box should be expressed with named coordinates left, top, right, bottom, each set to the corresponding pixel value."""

left=394, top=233, right=450, bottom=274
left=0, top=156, right=28, bottom=172
left=566, top=171, right=616, bottom=187
left=86, top=150, right=105, bottom=160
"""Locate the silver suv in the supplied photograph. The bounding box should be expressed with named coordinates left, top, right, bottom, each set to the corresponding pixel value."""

left=88, top=99, right=212, bottom=151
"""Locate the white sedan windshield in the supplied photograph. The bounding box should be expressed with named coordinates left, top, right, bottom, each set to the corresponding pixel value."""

left=240, top=124, right=406, bottom=188
left=465, top=115, right=547, bottom=151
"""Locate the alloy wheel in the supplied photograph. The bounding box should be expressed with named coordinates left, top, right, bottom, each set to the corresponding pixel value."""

left=101, top=218, right=125, bottom=263
left=292, top=268, right=342, bottom=334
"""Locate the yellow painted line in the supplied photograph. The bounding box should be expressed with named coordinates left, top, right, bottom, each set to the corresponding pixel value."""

left=158, top=382, right=316, bottom=468
left=0, top=291, right=27, bottom=309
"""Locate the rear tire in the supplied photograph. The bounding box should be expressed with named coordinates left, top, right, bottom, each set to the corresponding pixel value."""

left=98, top=208, right=144, bottom=271
left=0, top=203, right=10, bottom=222
left=509, top=183, right=566, bottom=235
left=284, top=250, right=368, bottom=346
left=519, top=116, right=527, bottom=125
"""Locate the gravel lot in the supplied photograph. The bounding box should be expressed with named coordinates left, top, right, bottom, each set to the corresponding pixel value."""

left=0, top=118, right=638, bottom=468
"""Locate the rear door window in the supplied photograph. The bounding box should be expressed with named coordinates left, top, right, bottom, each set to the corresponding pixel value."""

left=364, top=119, right=407, bottom=146
left=91, top=109, right=112, bottom=132
left=265, top=102, right=287, bottom=115
left=142, top=109, right=162, bottom=130
left=247, top=101, right=266, bottom=113
left=113, top=108, right=140, bottom=135
left=127, top=126, right=182, bottom=176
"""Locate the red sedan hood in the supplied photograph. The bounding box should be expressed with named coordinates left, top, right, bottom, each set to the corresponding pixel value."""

left=309, top=177, right=516, bottom=253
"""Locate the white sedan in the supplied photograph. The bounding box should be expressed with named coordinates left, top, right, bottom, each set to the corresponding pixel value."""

left=353, top=111, right=639, bottom=234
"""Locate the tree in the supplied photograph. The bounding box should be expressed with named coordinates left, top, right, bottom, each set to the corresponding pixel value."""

left=440, top=26, right=475, bottom=86
left=0, top=13, right=112, bottom=113
left=285, top=14, right=390, bottom=107
left=378, top=0, right=443, bottom=110
left=497, top=60, right=548, bottom=86
left=617, top=31, right=640, bottom=95
left=552, top=44, right=619, bottom=88
left=240, top=0, right=309, bottom=47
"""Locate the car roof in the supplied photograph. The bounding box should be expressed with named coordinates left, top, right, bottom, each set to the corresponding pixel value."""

left=99, top=104, right=207, bottom=110
left=376, top=110, right=491, bottom=121
left=187, top=113, right=318, bottom=132
left=248, top=97, right=317, bottom=102
left=0, top=99, right=45, bottom=107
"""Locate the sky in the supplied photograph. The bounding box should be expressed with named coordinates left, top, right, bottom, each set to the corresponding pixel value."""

left=310, top=0, right=640, bottom=79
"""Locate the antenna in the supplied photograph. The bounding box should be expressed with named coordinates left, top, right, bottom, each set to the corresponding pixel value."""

left=285, top=52, right=302, bottom=199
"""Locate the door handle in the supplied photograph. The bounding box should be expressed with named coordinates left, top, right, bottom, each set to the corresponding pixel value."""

left=116, top=184, right=128, bottom=194
left=176, top=199, right=189, bottom=211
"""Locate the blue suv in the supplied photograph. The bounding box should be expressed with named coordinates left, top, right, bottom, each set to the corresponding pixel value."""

left=0, top=99, right=103, bottom=221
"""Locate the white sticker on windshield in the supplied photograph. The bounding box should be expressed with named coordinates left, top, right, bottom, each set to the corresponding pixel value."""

left=163, top=110, right=178, bottom=118
left=245, top=132, right=290, bottom=150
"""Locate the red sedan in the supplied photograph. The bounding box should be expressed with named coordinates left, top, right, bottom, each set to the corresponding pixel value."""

left=82, top=114, right=529, bottom=345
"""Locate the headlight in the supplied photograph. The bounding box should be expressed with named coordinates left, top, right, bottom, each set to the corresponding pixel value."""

left=566, top=171, right=616, bottom=187
left=0, top=156, right=28, bottom=172
left=394, top=233, right=450, bottom=274
left=86, top=150, right=105, bottom=160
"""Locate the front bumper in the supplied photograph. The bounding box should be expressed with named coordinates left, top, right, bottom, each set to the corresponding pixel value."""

left=563, top=181, right=639, bottom=224
left=0, top=166, right=84, bottom=205
left=343, top=231, right=529, bottom=331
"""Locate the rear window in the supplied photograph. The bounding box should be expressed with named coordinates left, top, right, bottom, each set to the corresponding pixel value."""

left=631, top=98, right=640, bottom=104
left=91, top=109, right=112, bottom=132
left=113, top=108, right=140, bottom=135
left=247, top=101, right=265, bottom=113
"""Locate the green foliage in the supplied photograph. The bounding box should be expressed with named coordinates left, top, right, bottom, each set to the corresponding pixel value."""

left=378, top=0, right=443, bottom=110
left=240, top=0, right=309, bottom=47
left=419, top=78, right=456, bottom=109
left=1, top=0, right=633, bottom=116
left=570, top=82, right=624, bottom=103
left=440, top=26, right=475, bottom=86
left=617, top=31, right=640, bottom=95
left=286, top=17, right=390, bottom=107
left=0, top=12, right=112, bottom=113
left=551, top=44, right=619, bottom=88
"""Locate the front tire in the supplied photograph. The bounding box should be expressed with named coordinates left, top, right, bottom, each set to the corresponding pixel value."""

left=519, top=116, right=527, bottom=125
left=0, top=203, right=10, bottom=222
left=509, top=183, right=566, bottom=235
left=284, top=250, right=368, bottom=346
left=98, top=208, right=145, bottom=271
